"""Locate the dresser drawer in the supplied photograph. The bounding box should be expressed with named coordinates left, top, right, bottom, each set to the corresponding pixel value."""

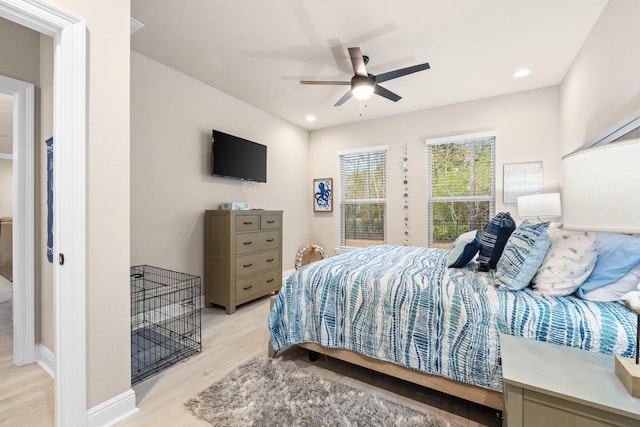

left=235, top=250, right=280, bottom=278
left=235, top=230, right=280, bottom=254
left=261, top=214, right=281, bottom=230
left=235, top=215, right=260, bottom=232
left=235, top=269, right=280, bottom=301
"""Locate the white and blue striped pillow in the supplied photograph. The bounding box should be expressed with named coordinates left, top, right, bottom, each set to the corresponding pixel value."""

left=495, top=221, right=551, bottom=290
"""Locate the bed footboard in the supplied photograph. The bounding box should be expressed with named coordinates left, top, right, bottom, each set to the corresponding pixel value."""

left=297, top=342, right=504, bottom=411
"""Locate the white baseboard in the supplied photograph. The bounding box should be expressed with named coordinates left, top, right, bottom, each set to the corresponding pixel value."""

left=36, top=343, right=55, bottom=378
left=35, top=345, right=139, bottom=426
left=87, top=388, right=138, bottom=427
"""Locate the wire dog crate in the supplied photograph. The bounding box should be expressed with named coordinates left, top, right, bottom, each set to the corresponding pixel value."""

left=130, top=265, right=201, bottom=385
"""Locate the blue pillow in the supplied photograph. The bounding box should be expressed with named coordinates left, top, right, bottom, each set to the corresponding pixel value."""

left=495, top=221, right=551, bottom=290
left=477, top=212, right=516, bottom=271
left=447, top=230, right=480, bottom=268
left=576, top=233, right=640, bottom=298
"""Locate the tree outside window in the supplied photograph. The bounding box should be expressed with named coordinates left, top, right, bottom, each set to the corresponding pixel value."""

left=340, top=148, right=387, bottom=247
left=427, top=135, right=495, bottom=248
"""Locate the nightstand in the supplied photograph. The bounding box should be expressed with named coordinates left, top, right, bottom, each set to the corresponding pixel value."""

left=500, top=333, right=640, bottom=427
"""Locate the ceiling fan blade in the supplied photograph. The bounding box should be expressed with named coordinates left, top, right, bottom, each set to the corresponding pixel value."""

left=375, top=62, right=430, bottom=83
left=348, top=47, right=368, bottom=77
left=374, top=85, right=401, bottom=102
left=334, top=90, right=353, bottom=106
left=300, top=80, right=351, bottom=85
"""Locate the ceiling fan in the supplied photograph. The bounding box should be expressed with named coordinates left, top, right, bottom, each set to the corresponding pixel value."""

left=301, top=47, right=430, bottom=106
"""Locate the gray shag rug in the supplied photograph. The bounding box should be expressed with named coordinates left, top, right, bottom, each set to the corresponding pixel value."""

left=185, top=356, right=459, bottom=427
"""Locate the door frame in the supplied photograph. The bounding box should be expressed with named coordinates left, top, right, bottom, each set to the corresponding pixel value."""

left=0, top=75, right=35, bottom=367
left=0, top=1, right=87, bottom=425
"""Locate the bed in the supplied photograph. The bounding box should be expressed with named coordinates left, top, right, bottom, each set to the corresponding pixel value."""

left=267, top=242, right=637, bottom=411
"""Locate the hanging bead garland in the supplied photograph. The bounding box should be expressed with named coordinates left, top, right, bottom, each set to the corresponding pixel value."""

left=403, top=143, right=409, bottom=245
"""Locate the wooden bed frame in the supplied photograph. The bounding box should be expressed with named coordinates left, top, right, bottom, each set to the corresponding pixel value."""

left=268, top=296, right=504, bottom=411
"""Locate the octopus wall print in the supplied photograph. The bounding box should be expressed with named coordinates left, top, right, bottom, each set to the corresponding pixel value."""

left=313, top=178, right=333, bottom=212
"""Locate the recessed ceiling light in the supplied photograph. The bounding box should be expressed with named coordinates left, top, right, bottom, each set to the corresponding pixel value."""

left=306, top=115, right=316, bottom=122
left=513, top=69, right=531, bottom=78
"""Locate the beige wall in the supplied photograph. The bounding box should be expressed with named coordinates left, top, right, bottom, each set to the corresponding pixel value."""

left=560, top=0, right=640, bottom=154
left=45, top=0, right=132, bottom=408
left=130, top=52, right=310, bottom=280
left=0, top=93, right=11, bottom=153
left=308, top=87, right=561, bottom=252
left=0, top=159, right=11, bottom=217
left=0, top=17, right=40, bottom=83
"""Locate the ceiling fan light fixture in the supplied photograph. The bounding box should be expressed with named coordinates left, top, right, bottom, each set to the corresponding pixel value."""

left=352, top=79, right=375, bottom=100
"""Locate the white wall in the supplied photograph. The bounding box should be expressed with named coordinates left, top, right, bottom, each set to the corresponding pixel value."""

left=308, top=87, right=561, bottom=252
left=130, top=52, right=310, bottom=281
left=560, top=0, right=640, bottom=154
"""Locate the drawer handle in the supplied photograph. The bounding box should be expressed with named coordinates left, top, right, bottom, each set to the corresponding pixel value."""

left=266, top=238, right=274, bottom=242
left=243, top=241, right=253, bottom=246
left=266, top=258, right=274, bottom=263
left=243, top=263, right=253, bottom=268
left=266, top=278, right=274, bottom=283
left=267, top=220, right=275, bottom=224
left=243, top=221, right=253, bottom=225
left=243, top=285, right=253, bottom=291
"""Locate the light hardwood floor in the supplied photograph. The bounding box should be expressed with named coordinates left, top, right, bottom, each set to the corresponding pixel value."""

left=0, top=276, right=54, bottom=427
left=1, top=283, right=500, bottom=426
left=120, top=296, right=500, bottom=427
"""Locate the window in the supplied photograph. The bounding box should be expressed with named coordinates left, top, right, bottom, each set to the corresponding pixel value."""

left=339, top=146, right=387, bottom=247
left=426, top=133, right=495, bottom=248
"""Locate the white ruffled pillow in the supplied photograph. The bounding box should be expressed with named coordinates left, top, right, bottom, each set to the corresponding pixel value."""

left=532, top=228, right=597, bottom=296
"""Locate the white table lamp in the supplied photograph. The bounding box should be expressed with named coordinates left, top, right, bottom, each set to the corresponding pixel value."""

left=516, top=192, right=562, bottom=221
left=563, top=137, right=640, bottom=397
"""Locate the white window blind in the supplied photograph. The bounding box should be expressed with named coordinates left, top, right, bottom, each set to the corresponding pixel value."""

left=426, top=134, right=495, bottom=247
left=339, top=147, right=387, bottom=247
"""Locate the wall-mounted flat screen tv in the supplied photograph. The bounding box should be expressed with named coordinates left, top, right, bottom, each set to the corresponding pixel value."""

left=211, top=129, right=267, bottom=183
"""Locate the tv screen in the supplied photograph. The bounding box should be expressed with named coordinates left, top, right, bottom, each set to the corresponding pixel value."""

left=211, top=130, right=267, bottom=183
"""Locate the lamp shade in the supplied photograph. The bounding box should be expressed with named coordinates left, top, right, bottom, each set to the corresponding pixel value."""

left=352, top=80, right=374, bottom=100
left=517, top=193, right=562, bottom=219
left=562, top=138, right=640, bottom=233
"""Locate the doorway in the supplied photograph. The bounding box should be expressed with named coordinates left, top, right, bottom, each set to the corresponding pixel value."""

left=0, top=1, right=88, bottom=425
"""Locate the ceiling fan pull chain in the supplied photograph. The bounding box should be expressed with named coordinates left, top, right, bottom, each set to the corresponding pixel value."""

left=359, top=101, right=368, bottom=117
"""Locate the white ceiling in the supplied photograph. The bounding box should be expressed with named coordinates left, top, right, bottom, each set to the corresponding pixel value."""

left=130, top=1, right=608, bottom=131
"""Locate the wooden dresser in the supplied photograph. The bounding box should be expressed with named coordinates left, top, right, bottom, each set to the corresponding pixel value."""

left=204, top=210, right=282, bottom=314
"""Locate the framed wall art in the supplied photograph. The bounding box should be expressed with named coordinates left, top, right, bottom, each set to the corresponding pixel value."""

left=503, top=161, right=543, bottom=204
left=313, top=178, right=333, bottom=212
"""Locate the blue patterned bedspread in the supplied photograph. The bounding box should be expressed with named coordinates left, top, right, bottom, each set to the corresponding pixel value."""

left=268, top=245, right=637, bottom=391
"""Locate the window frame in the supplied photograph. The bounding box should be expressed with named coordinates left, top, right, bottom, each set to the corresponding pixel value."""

left=425, top=132, right=496, bottom=247
left=338, top=145, right=388, bottom=249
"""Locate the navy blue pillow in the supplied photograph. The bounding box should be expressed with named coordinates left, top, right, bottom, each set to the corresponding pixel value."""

left=447, top=230, right=481, bottom=268
left=477, top=212, right=516, bottom=272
